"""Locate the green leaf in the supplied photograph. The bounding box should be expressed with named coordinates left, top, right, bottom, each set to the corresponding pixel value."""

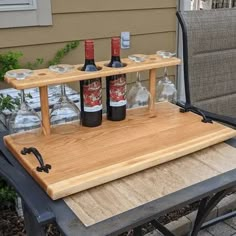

left=48, top=40, right=80, bottom=66
left=0, top=94, right=20, bottom=111
left=0, top=51, right=23, bottom=81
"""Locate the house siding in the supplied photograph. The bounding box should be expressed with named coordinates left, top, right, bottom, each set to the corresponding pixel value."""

left=0, top=0, right=177, bottom=89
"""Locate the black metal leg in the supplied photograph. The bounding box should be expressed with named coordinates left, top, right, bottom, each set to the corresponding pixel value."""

left=191, top=188, right=233, bottom=236
left=22, top=201, right=45, bottom=236
left=133, top=225, right=143, bottom=236
left=191, top=196, right=210, bottom=233
left=201, top=210, right=236, bottom=230
left=151, top=220, right=175, bottom=236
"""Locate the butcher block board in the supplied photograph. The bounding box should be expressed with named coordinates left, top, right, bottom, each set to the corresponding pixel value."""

left=4, top=102, right=236, bottom=200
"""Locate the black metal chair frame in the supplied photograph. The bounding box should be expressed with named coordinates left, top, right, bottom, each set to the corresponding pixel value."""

left=0, top=130, right=236, bottom=236
left=173, top=9, right=236, bottom=236
left=176, top=11, right=236, bottom=128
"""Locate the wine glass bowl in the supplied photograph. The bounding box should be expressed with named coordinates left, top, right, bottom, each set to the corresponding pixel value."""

left=127, top=79, right=150, bottom=108
left=5, top=69, right=42, bottom=144
left=49, top=64, right=80, bottom=134
left=156, top=68, right=177, bottom=104
left=155, top=51, right=177, bottom=104
left=8, top=106, right=40, bottom=130
left=127, top=54, right=152, bottom=109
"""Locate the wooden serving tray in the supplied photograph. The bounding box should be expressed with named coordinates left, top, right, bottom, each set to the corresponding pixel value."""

left=4, top=102, right=236, bottom=200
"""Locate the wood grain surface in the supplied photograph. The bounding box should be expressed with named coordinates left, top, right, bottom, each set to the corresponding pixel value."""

left=4, top=55, right=181, bottom=90
left=4, top=102, right=236, bottom=200
left=39, top=86, right=51, bottom=136
left=149, top=69, right=156, bottom=111
left=64, top=142, right=236, bottom=226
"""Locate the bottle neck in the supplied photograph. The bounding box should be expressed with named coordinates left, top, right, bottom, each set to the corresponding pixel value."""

left=110, top=55, right=121, bottom=62
left=111, top=38, right=121, bottom=62
left=84, top=40, right=95, bottom=63
left=84, top=58, right=96, bottom=65
left=112, top=47, right=120, bottom=57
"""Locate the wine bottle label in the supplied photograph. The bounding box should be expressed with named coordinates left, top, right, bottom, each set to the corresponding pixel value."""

left=109, top=75, right=127, bottom=107
left=83, top=79, right=102, bottom=112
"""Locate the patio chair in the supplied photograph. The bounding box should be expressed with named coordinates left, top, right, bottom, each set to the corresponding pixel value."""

left=176, top=8, right=236, bottom=127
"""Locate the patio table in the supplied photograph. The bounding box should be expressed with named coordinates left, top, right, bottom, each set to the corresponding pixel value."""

left=1, top=54, right=236, bottom=235
left=1, top=131, right=236, bottom=236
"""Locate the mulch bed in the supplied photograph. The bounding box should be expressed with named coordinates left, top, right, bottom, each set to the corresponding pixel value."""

left=0, top=202, right=200, bottom=236
left=0, top=205, right=60, bottom=236
left=0, top=207, right=25, bottom=236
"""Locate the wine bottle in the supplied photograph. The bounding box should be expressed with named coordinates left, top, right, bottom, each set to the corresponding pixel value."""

left=80, top=40, right=102, bottom=127
left=106, top=37, right=127, bottom=121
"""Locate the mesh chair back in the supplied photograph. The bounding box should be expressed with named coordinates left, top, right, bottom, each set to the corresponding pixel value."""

left=177, top=9, right=236, bottom=118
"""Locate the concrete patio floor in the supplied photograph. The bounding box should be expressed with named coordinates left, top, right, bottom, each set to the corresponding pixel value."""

left=198, top=217, right=236, bottom=236
left=147, top=216, right=236, bottom=236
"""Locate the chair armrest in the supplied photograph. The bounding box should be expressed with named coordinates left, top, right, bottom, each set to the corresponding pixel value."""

left=0, top=153, right=55, bottom=225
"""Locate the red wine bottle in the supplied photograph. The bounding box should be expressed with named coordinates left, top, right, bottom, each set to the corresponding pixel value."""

left=106, top=38, right=126, bottom=121
left=80, top=40, right=102, bottom=127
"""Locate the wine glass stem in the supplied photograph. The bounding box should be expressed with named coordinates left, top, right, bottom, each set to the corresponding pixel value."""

left=61, top=84, right=66, bottom=97
left=136, top=72, right=141, bottom=82
left=164, top=67, right=168, bottom=77
left=20, top=89, right=26, bottom=104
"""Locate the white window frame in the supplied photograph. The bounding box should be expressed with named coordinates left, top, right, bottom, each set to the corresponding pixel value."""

left=0, top=0, right=37, bottom=11
left=0, top=0, right=52, bottom=28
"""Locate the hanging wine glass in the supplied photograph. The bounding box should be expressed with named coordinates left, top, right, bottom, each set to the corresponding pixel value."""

left=156, top=51, right=177, bottom=103
left=49, top=64, right=80, bottom=134
left=5, top=69, right=42, bottom=144
left=127, top=54, right=151, bottom=108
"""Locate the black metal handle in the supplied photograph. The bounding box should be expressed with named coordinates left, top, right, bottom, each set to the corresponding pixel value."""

left=180, top=105, right=213, bottom=124
left=21, top=147, right=51, bottom=173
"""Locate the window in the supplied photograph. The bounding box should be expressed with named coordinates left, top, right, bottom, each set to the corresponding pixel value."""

left=0, top=0, right=36, bottom=11
left=0, top=0, right=52, bottom=28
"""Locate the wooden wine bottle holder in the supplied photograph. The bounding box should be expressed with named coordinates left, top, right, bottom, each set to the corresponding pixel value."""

left=4, top=54, right=181, bottom=136
left=3, top=54, right=236, bottom=200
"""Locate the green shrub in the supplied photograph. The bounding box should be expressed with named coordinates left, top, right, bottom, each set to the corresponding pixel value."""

left=0, top=40, right=80, bottom=81
left=0, top=51, right=23, bottom=81
left=0, top=40, right=80, bottom=207
left=48, top=40, right=80, bottom=66
left=0, top=178, right=16, bottom=208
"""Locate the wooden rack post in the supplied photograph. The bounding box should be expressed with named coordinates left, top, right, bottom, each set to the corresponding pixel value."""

left=149, top=69, right=156, bottom=112
left=39, top=86, right=51, bottom=136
